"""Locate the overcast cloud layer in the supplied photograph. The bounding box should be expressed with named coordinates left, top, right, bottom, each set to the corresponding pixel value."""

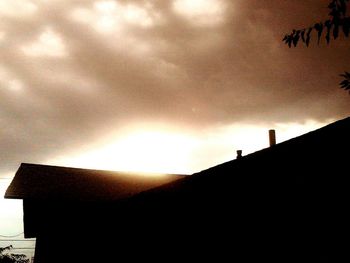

left=1, top=0, right=350, bottom=176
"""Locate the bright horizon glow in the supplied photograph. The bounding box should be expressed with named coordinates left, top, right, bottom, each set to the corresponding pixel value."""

left=0, top=120, right=332, bottom=237
left=52, top=129, right=199, bottom=175
left=0, top=178, right=23, bottom=236
left=50, top=120, right=331, bottom=175
left=0, top=178, right=35, bottom=259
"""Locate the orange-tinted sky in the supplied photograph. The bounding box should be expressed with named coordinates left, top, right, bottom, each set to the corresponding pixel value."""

left=1, top=0, right=350, bottom=177
left=1, top=0, right=350, bottom=239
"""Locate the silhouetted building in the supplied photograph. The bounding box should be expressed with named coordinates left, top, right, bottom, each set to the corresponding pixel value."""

left=5, top=117, right=350, bottom=263
left=5, top=165, right=183, bottom=262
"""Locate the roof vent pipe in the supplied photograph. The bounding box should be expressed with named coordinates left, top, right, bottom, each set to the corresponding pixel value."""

left=236, top=150, right=242, bottom=159
left=269, top=129, right=276, bottom=147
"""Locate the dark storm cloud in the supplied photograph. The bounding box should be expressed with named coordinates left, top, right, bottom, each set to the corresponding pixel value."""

left=1, top=0, right=349, bottom=175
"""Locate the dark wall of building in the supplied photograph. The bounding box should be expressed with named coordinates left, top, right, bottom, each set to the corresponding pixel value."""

left=28, top=119, right=350, bottom=263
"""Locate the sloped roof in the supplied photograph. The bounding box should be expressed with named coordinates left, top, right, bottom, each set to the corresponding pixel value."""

left=129, top=116, right=350, bottom=201
left=198, top=115, right=350, bottom=175
left=5, top=163, right=184, bottom=202
left=5, top=117, right=350, bottom=204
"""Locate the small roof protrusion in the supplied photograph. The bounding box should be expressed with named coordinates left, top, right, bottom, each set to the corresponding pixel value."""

left=236, top=150, right=242, bottom=159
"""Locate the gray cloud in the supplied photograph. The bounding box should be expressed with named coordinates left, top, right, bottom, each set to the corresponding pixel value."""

left=1, top=0, right=349, bottom=175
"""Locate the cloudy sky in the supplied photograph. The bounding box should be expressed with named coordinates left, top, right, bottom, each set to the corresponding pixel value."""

left=1, top=0, right=350, bottom=236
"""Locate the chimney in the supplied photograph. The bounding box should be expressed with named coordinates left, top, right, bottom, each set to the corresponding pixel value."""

left=269, top=129, right=276, bottom=147
left=236, top=150, right=242, bottom=159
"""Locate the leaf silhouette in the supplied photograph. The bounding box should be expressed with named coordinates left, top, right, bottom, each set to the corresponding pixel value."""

left=325, top=20, right=332, bottom=44
left=301, top=29, right=306, bottom=42
left=339, top=72, right=350, bottom=91
left=293, top=30, right=300, bottom=46
left=306, top=27, right=312, bottom=46
left=316, top=23, right=324, bottom=44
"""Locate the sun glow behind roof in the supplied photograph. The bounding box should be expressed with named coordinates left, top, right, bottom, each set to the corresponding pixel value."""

left=52, top=129, right=199, bottom=175
left=49, top=120, right=330, bottom=175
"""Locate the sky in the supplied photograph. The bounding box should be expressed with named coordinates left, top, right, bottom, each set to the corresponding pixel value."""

left=1, top=0, right=350, bottom=241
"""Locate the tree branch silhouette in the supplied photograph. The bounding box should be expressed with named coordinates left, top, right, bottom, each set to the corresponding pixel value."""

left=0, top=246, right=29, bottom=263
left=283, top=0, right=350, bottom=92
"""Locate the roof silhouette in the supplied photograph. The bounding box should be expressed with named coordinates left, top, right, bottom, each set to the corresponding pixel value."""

left=4, top=117, right=350, bottom=263
left=5, top=116, right=350, bottom=203
left=126, top=116, right=350, bottom=202
left=5, top=163, right=184, bottom=202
